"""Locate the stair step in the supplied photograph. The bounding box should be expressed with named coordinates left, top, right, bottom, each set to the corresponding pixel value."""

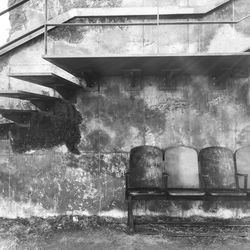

left=9, top=65, right=82, bottom=100
left=0, top=90, right=60, bottom=101
left=0, top=90, right=61, bottom=111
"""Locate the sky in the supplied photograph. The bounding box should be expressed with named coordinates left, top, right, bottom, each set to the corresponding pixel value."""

left=0, top=0, right=11, bottom=46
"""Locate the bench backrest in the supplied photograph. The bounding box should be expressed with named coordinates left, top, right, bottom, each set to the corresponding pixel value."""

left=235, top=146, right=250, bottom=189
left=164, top=146, right=200, bottom=188
left=199, top=147, right=237, bottom=189
left=129, top=145, right=163, bottom=189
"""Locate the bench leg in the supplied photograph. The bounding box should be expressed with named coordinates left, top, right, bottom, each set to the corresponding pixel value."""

left=127, top=195, right=134, bottom=234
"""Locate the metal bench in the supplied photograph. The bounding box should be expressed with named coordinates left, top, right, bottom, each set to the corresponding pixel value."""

left=126, top=145, right=249, bottom=233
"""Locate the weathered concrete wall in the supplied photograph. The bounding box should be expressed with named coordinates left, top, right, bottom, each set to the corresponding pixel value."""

left=1, top=0, right=250, bottom=218
left=1, top=70, right=250, bottom=218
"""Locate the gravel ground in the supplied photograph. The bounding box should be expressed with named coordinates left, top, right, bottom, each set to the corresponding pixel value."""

left=1, top=215, right=250, bottom=249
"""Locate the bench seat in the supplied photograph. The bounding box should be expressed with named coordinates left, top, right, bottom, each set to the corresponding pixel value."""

left=207, top=190, right=247, bottom=196
left=167, top=189, right=205, bottom=196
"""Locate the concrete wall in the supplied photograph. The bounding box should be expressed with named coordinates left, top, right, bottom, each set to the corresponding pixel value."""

left=1, top=0, right=250, bottom=218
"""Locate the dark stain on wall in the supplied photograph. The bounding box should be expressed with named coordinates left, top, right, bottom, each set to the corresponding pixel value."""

left=8, top=102, right=82, bottom=155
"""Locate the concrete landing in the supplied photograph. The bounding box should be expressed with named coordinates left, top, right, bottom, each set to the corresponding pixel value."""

left=43, top=53, right=250, bottom=77
left=0, top=90, right=60, bottom=102
left=0, top=90, right=61, bottom=111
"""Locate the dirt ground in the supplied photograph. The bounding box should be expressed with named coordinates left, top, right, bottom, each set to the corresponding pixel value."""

left=1, top=215, right=250, bottom=250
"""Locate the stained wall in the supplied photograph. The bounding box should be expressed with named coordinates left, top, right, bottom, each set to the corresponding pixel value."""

left=0, top=0, right=250, bottom=218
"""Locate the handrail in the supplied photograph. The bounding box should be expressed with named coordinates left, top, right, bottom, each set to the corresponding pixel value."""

left=44, top=0, right=48, bottom=55
left=46, top=14, right=250, bottom=27
left=44, top=13, right=250, bottom=55
left=0, top=0, right=32, bottom=52
left=0, top=0, right=30, bottom=16
left=0, top=0, right=246, bottom=57
left=0, top=25, right=43, bottom=50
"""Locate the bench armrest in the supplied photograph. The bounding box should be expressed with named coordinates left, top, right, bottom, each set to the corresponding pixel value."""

left=236, top=173, right=248, bottom=191
left=125, top=172, right=130, bottom=199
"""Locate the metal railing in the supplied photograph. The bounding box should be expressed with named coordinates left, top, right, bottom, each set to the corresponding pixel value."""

left=0, top=0, right=45, bottom=52
left=0, top=0, right=249, bottom=56
left=43, top=0, right=250, bottom=56
left=0, top=0, right=31, bottom=48
left=0, top=0, right=30, bottom=16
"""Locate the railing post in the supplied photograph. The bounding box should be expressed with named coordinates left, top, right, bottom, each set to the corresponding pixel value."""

left=44, top=24, right=47, bottom=55
left=157, top=0, right=160, bottom=55
left=44, top=0, right=48, bottom=55
left=45, top=0, right=48, bottom=22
